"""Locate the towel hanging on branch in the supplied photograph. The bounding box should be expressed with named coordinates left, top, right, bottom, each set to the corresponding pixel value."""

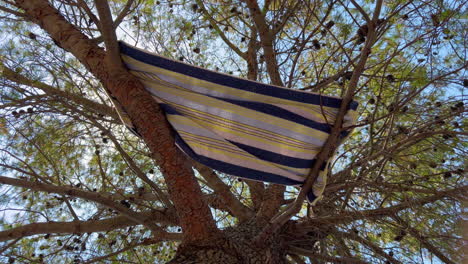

left=119, top=41, right=358, bottom=204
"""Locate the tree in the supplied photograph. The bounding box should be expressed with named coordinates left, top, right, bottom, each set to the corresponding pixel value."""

left=0, top=0, right=466, bottom=263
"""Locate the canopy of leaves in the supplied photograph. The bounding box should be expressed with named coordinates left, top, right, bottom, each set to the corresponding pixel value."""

left=0, top=0, right=466, bottom=263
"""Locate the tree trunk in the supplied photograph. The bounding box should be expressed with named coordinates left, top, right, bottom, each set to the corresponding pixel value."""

left=169, top=222, right=288, bottom=264
left=14, top=0, right=219, bottom=245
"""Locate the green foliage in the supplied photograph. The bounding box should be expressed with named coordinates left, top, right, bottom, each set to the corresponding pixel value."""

left=0, top=0, right=466, bottom=263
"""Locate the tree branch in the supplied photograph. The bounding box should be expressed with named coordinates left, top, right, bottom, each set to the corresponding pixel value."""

left=88, top=119, right=172, bottom=208
left=335, top=230, right=402, bottom=264
left=1, top=62, right=118, bottom=119
left=244, top=0, right=283, bottom=85
left=0, top=4, right=28, bottom=19
left=392, top=215, right=456, bottom=264
left=195, top=0, right=247, bottom=60
left=0, top=238, right=20, bottom=254
left=270, top=1, right=382, bottom=226
left=288, top=245, right=369, bottom=264
left=0, top=211, right=179, bottom=242
left=82, top=237, right=167, bottom=264
left=296, top=186, right=467, bottom=227
left=113, top=0, right=135, bottom=29
left=0, top=176, right=173, bottom=236
left=13, top=0, right=219, bottom=244
left=94, top=0, right=122, bottom=70
left=192, top=162, right=253, bottom=222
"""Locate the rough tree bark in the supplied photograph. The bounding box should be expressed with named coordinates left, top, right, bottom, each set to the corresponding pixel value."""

left=13, top=0, right=220, bottom=246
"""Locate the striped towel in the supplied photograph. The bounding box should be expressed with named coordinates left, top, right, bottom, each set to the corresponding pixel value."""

left=119, top=42, right=358, bottom=203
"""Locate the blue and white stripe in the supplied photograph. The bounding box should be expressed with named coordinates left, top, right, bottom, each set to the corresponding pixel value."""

left=119, top=41, right=358, bottom=203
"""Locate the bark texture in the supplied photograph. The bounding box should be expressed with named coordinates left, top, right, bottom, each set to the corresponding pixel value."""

left=169, top=221, right=288, bottom=264
left=13, top=0, right=219, bottom=244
